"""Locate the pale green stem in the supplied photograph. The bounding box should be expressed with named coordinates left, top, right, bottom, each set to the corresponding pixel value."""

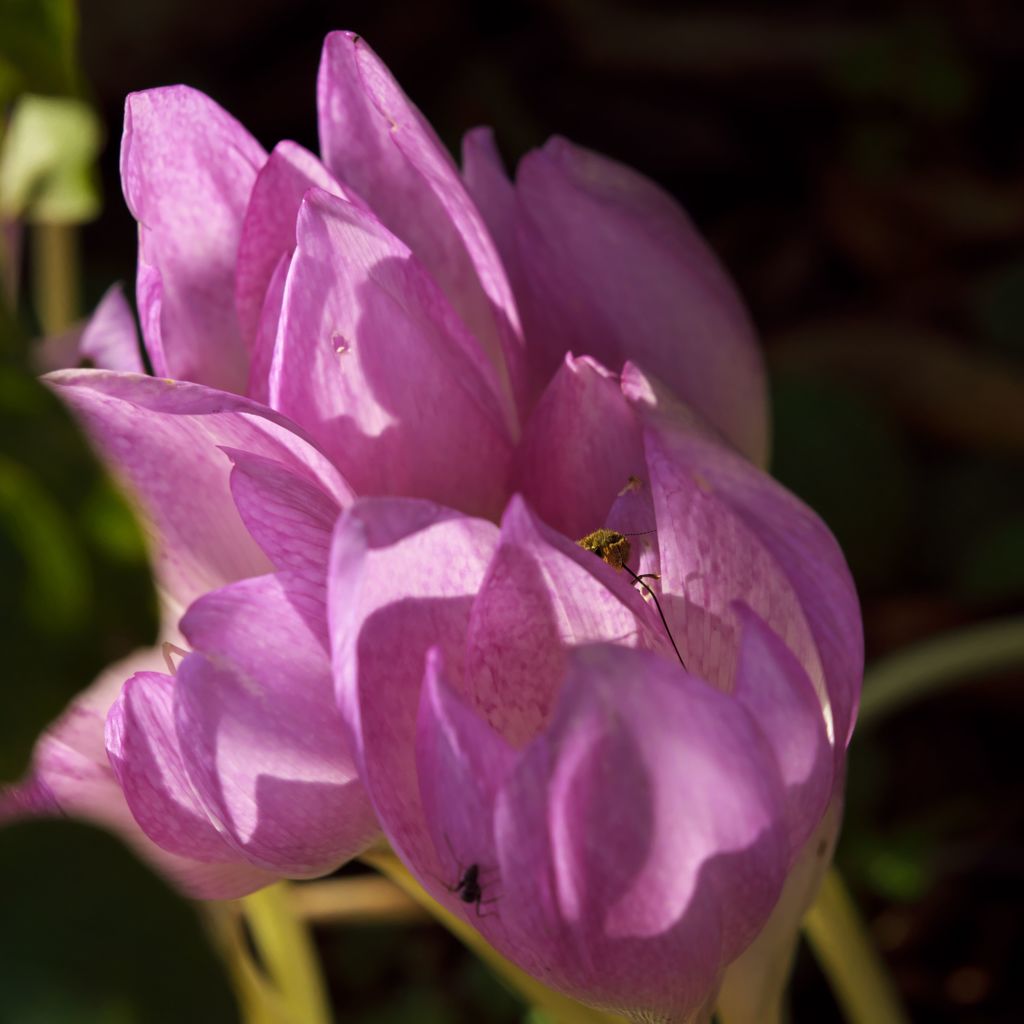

left=1, top=220, right=21, bottom=307
left=859, top=615, right=1024, bottom=729
left=205, top=902, right=289, bottom=1024
left=804, top=869, right=909, bottom=1024
left=242, top=882, right=334, bottom=1024
left=31, top=222, right=79, bottom=335
left=0, top=113, right=14, bottom=308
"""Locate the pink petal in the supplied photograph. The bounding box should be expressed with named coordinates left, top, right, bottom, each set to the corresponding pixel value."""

left=0, top=775, right=57, bottom=820
left=79, top=284, right=144, bottom=373
left=47, top=370, right=342, bottom=614
left=461, top=127, right=515, bottom=267
left=247, top=251, right=289, bottom=404
left=511, top=353, right=643, bottom=540
left=106, top=670, right=238, bottom=863
left=328, top=498, right=499, bottom=872
left=235, top=141, right=348, bottom=350
left=121, top=86, right=266, bottom=392
left=513, top=138, right=768, bottom=462
left=414, top=648, right=515, bottom=920
left=602, top=475, right=663, bottom=585
left=463, top=495, right=671, bottom=748
left=494, top=645, right=789, bottom=1021
left=269, top=189, right=513, bottom=518
left=629, top=365, right=862, bottom=755
left=174, top=574, right=378, bottom=875
left=732, top=605, right=833, bottom=857
left=8, top=648, right=273, bottom=898
left=224, top=447, right=346, bottom=607
left=317, top=32, right=523, bottom=415
left=136, top=261, right=163, bottom=371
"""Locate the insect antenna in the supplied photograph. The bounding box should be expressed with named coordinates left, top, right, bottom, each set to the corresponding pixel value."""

left=620, top=564, right=687, bottom=671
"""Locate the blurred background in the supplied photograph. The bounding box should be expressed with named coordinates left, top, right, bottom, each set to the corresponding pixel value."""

left=3, top=1, right=1023, bottom=1021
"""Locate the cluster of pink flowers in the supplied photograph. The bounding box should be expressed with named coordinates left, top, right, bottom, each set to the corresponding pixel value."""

left=6, top=32, right=861, bottom=1023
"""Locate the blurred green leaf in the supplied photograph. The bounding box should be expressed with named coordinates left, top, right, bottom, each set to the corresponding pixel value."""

left=840, top=741, right=936, bottom=905
left=857, top=615, right=1024, bottom=729
left=770, top=371, right=914, bottom=592
left=921, top=456, right=1024, bottom=597
left=0, top=93, right=102, bottom=224
left=973, top=259, right=1024, bottom=359
left=956, top=519, right=1024, bottom=602
left=457, top=955, right=524, bottom=1022
left=0, top=361, right=157, bottom=781
left=843, top=120, right=911, bottom=177
left=0, top=0, right=80, bottom=105
left=851, top=833, right=934, bottom=904
left=0, top=820, right=238, bottom=1024
left=355, top=987, right=451, bottom=1024
left=772, top=321, right=1024, bottom=454
left=831, top=16, right=973, bottom=119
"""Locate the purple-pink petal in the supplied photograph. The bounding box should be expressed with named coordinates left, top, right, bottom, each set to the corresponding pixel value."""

left=415, top=649, right=515, bottom=915
left=511, top=353, right=643, bottom=540
left=174, top=574, right=377, bottom=875
left=494, top=644, right=789, bottom=1021
left=121, top=86, right=266, bottom=393
left=32, top=653, right=275, bottom=899
left=247, top=252, right=290, bottom=404
left=463, top=495, right=669, bottom=748
left=47, top=370, right=342, bottom=615
left=234, top=140, right=349, bottom=350
left=106, top=670, right=238, bottom=864
left=78, top=283, right=144, bottom=373
left=628, top=366, right=861, bottom=756
left=512, top=137, right=768, bottom=461
left=268, top=188, right=513, bottom=517
left=317, top=32, right=524, bottom=411
left=731, top=604, right=833, bottom=858
left=461, top=127, right=516, bottom=272
left=329, top=498, right=499, bottom=870
left=224, top=447, right=345, bottom=606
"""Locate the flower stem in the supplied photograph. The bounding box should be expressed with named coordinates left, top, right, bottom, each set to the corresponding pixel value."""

left=1, top=220, right=21, bottom=307
left=242, top=882, right=334, bottom=1024
left=31, top=222, right=79, bottom=335
left=803, top=869, right=909, bottom=1024
left=205, top=902, right=288, bottom=1024
left=858, top=615, right=1024, bottom=729
left=289, top=874, right=428, bottom=925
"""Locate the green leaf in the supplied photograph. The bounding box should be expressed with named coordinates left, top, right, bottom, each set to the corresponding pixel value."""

left=0, top=93, right=103, bottom=224
left=956, top=519, right=1024, bottom=601
left=973, top=259, right=1024, bottom=359
left=844, top=832, right=934, bottom=904
left=0, top=820, right=239, bottom=1024
left=0, top=362, right=157, bottom=781
left=922, top=456, right=1024, bottom=596
left=0, top=0, right=80, bottom=105
left=769, top=371, right=914, bottom=593
left=830, top=16, right=973, bottom=120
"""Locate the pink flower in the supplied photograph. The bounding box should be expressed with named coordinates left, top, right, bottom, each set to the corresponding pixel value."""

left=6, top=30, right=861, bottom=1021
left=329, top=361, right=858, bottom=1022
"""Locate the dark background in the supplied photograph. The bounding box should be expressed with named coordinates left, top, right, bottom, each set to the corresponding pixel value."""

left=71, top=2, right=1024, bottom=1021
